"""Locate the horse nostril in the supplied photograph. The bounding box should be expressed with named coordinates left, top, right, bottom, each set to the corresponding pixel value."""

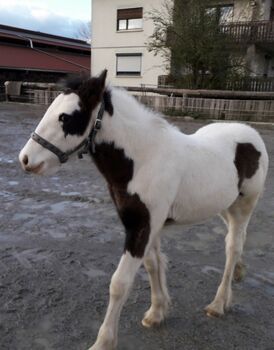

left=22, top=155, right=29, bottom=166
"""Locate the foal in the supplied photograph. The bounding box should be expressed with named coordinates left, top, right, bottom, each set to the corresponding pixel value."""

left=19, top=71, right=269, bottom=350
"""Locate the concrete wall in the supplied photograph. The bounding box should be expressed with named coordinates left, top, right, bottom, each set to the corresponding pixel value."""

left=91, top=0, right=168, bottom=87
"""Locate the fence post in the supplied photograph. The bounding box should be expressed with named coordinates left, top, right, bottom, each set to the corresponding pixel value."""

left=182, top=93, right=187, bottom=114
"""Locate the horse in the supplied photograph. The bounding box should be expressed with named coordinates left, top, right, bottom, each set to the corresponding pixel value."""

left=19, top=70, right=269, bottom=350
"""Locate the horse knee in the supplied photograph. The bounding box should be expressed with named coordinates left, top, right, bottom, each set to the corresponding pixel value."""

left=110, top=273, right=128, bottom=300
left=226, top=240, right=242, bottom=255
left=144, top=254, right=157, bottom=274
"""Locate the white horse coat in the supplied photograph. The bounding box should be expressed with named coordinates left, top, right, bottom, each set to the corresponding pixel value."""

left=19, top=71, right=269, bottom=350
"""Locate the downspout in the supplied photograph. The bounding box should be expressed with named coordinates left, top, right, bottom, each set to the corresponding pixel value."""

left=14, top=33, right=33, bottom=48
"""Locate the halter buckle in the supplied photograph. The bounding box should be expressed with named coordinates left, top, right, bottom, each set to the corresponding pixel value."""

left=94, top=118, right=102, bottom=130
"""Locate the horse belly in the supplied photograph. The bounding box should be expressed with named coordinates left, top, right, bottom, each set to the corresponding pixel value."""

left=169, top=177, right=238, bottom=225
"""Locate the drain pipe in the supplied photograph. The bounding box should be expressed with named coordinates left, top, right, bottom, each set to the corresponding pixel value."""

left=15, top=33, right=33, bottom=48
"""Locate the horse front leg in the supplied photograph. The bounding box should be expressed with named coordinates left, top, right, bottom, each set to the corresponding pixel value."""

left=88, top=252, right=142, bottom=350
left=88, top=190, right=169, bottom=349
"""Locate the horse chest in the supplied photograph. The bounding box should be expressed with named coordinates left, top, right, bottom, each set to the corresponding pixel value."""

left=91, top=142, right=133, bottom=189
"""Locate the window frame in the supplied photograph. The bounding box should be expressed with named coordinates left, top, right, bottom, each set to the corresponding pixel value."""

left=206, top=4, right=234, bottom=24
left=116, top=53, right=142, bottom=76
left=117, top=7, right=143, bottom=31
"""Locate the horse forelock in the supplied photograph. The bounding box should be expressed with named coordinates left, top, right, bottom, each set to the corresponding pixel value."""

left=57, top=75, right=113, bottom=137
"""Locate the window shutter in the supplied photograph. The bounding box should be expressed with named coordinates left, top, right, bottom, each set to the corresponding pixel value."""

left=116, top=54, right=142, bottom=75
left=117, top=8, right=143, bottom=20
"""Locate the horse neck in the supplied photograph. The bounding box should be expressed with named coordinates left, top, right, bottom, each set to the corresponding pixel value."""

left=96, top=88, right=169, bottom=159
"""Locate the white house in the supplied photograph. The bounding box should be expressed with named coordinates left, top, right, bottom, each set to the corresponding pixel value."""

left=91, top=0, right=274, bottom=90
left=91, top=0, right=168, bottom=87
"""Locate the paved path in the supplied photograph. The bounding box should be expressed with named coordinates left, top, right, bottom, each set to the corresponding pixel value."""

left=0, top=102, right=274, bottom=350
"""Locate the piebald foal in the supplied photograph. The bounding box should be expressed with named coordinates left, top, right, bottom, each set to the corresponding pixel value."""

left=19, top=71, right=269, bottom=350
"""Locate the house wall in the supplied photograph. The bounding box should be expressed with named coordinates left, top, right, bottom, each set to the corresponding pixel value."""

left=92, top=0, right=274, bottom=86
left=91, top=0, right=169, bottom=87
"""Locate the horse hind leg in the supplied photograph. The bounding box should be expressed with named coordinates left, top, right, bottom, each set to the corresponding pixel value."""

left=205, top=193, right=259, bottom=318
left=142, top=239, right=170, bottom=328
left=220, top=210, right=246, bottom=283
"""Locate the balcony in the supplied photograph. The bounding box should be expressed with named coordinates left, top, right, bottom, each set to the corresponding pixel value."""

left=220, top=20, right=274, bottom=44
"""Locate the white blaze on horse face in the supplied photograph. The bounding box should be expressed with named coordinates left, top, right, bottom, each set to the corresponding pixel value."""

left=19, top=92, right=83, bottom=176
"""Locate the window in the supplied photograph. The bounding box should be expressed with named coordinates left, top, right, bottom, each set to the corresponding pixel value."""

left=220, top=5, right=234, bottom=24
left=117, top=8, right=143, bottom=31
left=206, top=4, right=234, bottom=24
left=116, top=53, right=142, bottom=76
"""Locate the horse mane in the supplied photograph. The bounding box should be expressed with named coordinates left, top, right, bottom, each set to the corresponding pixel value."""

left=110, top=87, right=172, bottom=131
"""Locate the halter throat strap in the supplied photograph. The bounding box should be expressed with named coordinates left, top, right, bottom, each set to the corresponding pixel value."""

left=31, top=100, right=105, bottom=164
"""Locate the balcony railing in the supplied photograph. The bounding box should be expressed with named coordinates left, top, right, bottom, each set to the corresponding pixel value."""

left=220, top=20, right=274, bottom=44
left=158, top=75, right=274, bottom=92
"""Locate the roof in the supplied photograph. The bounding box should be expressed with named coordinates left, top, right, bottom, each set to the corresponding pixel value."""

left=0, top=24, right=91, bottom=51
left=0, top=24, right=91, bottom=74
left=0, top=44, right=90, bottom=73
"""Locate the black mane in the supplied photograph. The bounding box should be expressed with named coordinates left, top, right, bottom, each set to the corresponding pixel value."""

left=60, top=74, right=113, bottom=117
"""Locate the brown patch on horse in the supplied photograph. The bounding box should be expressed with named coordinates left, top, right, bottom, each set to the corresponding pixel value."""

left=234, top=143, right=261, bottom=190
left=92, top=142, right=150, bottom=258
left=60, top=70, right=113, bottom=137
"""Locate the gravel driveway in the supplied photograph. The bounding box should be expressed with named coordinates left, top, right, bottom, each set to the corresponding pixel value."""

left=0, top=102, right=274, bottom=350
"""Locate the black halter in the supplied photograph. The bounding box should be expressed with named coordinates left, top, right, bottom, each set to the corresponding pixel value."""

left=31, top=101, right=105, bottom=164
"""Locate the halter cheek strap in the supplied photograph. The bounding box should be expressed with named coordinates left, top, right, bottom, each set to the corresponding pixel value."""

left=31, top=100, right=105, bottom=164
left=78, top=99, right=105, bottom=157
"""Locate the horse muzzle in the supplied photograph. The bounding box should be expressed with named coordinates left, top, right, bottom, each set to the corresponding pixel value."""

left=19, top=153, right=45, bottom=174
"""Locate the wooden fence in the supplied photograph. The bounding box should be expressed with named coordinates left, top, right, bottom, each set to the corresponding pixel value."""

left=4, top=82, right=60, bottom=104
left=134, top=94, right=274, bottom=122
left=3, top=81, right=274, bottom=122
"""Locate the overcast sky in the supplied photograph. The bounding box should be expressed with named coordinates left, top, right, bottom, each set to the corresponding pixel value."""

left=0, top=0, right=91, bottom=39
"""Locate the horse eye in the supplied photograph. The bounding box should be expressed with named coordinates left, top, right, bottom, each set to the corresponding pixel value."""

left=59, top=113, right=69, bottom=122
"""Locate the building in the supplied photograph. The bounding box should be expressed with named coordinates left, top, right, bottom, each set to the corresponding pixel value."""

left=0, top=24, right=91, bottom=85
left=91, top=0, right=168, bottom=87
left=215, top=0, right=274, bottom=79
left=92, top=0, right=274, bottom=91
left=170, top=0, right=274, bottom=90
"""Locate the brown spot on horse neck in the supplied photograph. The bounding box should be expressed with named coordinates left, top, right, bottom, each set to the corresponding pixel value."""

left=92, top=142, right=150, bottom=258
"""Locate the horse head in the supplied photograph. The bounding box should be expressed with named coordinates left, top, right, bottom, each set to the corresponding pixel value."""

left=19, top=70, right=107, bottom=175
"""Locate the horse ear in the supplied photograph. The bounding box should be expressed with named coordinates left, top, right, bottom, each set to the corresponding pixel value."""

left=97, top=69, right=107, bottom=89
left=58, top=72, right=89, bottom=92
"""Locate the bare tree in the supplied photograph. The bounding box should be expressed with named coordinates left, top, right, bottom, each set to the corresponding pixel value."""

left=147, top=0, right=248, bottom=89
left=75, top=21, right=91, bottom=43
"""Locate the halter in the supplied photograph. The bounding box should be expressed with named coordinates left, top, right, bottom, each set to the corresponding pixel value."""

left=31, top=100, right=105, bottom=164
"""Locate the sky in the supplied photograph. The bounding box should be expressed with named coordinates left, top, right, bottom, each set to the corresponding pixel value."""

left=0, top=0, right=91, bottom=39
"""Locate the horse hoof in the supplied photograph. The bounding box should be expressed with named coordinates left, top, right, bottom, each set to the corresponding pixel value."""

left=142, top=318, right=162, bottom=328
left=141, top=310, right=164, bottom=328
left=233, top=262, right=246, bottom=282
left=204, top=305, right=224, bottom=318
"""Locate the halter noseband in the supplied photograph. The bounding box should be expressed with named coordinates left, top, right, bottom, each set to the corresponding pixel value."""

left=31, top=100, right=105, bottom=164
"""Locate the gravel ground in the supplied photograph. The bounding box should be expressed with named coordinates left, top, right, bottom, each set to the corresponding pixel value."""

left=0, top=102, right=274, bottom=350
